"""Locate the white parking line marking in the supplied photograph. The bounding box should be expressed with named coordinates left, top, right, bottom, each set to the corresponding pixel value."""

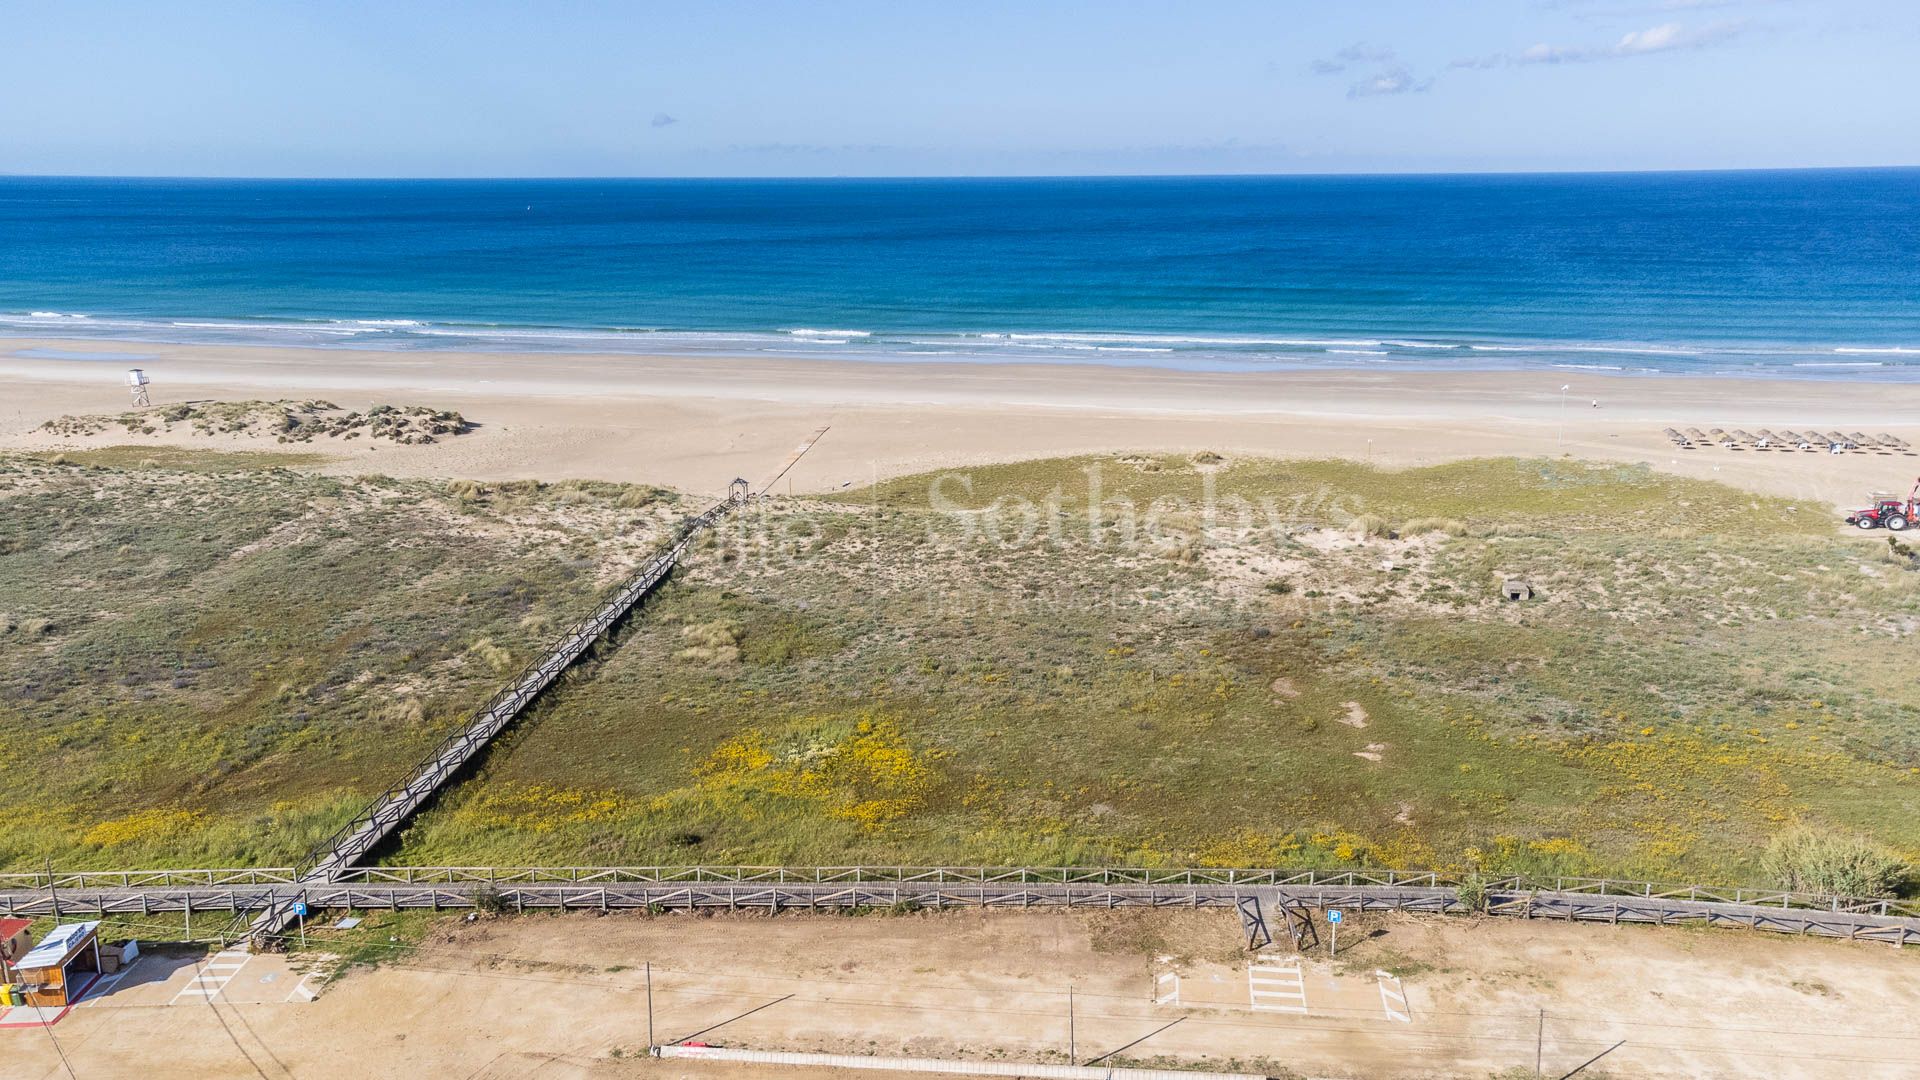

left=1375, top=970, right=1411, bottom=1023
left=1153, top=972, right=1180, bottom=1006
left=171, top=950, right=251, bottom=1005
left=1249, top=957, right=1308, bottom=1014
left=286, top=972, right=326, bottom=1003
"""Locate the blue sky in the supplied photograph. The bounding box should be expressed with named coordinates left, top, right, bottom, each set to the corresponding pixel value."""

left=4, top=0, right=1916, bottom=177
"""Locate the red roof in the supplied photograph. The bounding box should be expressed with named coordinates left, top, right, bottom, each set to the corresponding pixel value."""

left=0, top=918, right=31, bottom=941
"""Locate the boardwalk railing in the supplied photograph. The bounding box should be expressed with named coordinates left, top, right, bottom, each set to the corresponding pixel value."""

left=229, top=494, right=746, bottom=941
left=0, top=868, right=297, bottom=890
left=317, top=866, right=1920, bottom=916
left=1544, top=875, right=1920, bottom=916
left=333, top=865, right=1502, bottom=889
left=8, top=869, right=1920, bottom=948
left=15, top=864, right=1917, bottom=923
left=292, top=496, right=741, bottom=885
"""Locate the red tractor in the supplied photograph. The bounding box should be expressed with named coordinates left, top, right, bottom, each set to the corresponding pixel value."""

left=1847, top=478, right=1918, bottom=531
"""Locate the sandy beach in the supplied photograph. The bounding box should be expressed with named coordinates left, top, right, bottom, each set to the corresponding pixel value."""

left=3, top=337, right=1914, bottom=507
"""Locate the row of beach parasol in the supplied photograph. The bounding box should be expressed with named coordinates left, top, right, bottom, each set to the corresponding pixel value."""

left=1662, top=428, right=1914, bottom=454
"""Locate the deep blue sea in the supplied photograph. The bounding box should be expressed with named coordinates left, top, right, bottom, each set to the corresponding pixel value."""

left=4, top=171, right=1919, bottom=377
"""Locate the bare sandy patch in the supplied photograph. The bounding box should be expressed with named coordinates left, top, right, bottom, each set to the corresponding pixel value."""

left=18, top=909, right=1920, bottom=1079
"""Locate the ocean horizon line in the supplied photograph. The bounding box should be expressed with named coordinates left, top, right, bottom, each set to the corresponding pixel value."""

left=6, top=164, right=1920, bottom=184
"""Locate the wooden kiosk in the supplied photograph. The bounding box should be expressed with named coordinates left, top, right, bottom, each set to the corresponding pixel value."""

left=16, top=921, right=103, bottom=1008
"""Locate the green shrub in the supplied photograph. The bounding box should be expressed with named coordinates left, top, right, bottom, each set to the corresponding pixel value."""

left=1762, top=826, right=1908, bottom=897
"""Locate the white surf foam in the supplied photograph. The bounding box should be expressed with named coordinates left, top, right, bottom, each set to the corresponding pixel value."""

left=1005, top=332, right=1383, bottom=348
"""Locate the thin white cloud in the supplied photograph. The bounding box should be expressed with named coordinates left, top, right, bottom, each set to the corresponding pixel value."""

left=1348, top=66, right=1434, bottom=98
left=1319, top=17, right=1742, bottom=101
left=1338, top=43, right=1399, bottom=64
left=651, top=113, right=679, bottom=128
left=1311, top=42, right=1432, bottom=98
left=1448, top=54, right=1507, bottom=70
left=1458, top=18, right=1748, bottom=67
left=1310, top=42, right=1399, bottom=76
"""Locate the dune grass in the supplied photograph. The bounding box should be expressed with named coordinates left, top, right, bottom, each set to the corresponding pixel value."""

left=9, top=448, right=1917, bottom=889
left=391, top=454, right=1920, bottom=889
left=0, top=449, right=678, bottom=869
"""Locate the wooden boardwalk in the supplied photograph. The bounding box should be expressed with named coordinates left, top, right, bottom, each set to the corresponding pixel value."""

left=7, top=865, right=1918, bottom=949
left=244, top=492, right=745, bottom=938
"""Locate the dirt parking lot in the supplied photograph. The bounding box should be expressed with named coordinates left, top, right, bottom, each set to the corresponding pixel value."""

left=6, top=908, right=1920, bottom=1079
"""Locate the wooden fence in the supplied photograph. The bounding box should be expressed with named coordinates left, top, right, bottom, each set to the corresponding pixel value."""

left=5, top=869, right=1918, bottom=948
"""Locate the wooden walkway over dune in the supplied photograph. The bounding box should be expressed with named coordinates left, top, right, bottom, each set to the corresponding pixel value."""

left=243, top=490, right=747, bottom=938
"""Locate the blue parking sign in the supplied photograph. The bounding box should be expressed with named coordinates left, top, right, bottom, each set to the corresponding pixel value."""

left=1327, top=909, right=1342, bottom=923
left=292, top=901, right=308, bottom=918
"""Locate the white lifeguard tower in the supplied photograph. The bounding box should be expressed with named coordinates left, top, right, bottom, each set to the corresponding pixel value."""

left=126, top=368, right=151, bottom=408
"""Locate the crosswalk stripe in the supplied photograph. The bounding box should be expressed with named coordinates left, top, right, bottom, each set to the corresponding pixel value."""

left=171, top=952, right=252, bottom=1005
left=1375, top=970, right=1412, bottom=1023
left=1249, top=958, right=1308, bottom=1014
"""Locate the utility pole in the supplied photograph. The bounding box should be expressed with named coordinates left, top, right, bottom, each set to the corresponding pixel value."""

left=1536, top=1008, right=1544, bottom=1078
left=1067, top=985, right=1076, bottom=1065
left=646, top=961, right=655, bottom=1054
left=45, top=858, right=59, bottom=921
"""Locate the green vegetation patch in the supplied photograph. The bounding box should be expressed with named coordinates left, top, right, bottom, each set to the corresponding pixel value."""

left=14, top=448, right=1917, bottom=892
left=40, top=399, right=473, bottom=445
left=395, top=455, right=1920, bottom=890
left=0, top=451, right=681, bottom=869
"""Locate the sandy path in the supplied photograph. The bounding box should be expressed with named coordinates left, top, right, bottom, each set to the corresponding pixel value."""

left=3, top=338, right=1915, bottom=507
left=11, top=909, right=1920, bottom=1079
